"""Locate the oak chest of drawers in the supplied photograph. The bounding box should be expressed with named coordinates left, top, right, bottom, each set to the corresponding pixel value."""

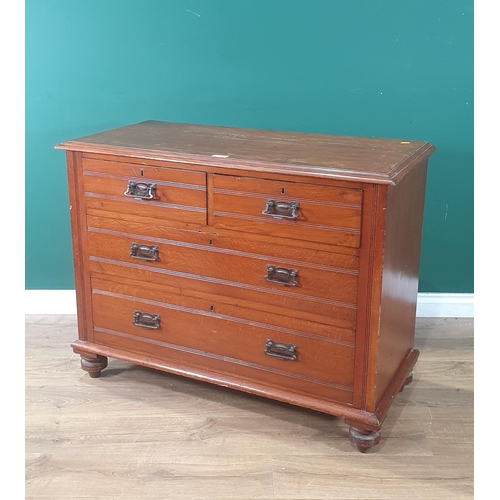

left=56, top=121, right=435, bottom=452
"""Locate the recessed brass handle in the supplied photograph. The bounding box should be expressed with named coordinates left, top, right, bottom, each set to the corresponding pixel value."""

left=262, top=200, right=299, bottom=220
left=130, top=243, right=159, bottom=262
left=265, top=339, right=297, bottom=361
left=124, top=180, right=156, bottom=200
left=265, top=265, right=299, bottom=286
left=133, top=311, right=160, bottom=329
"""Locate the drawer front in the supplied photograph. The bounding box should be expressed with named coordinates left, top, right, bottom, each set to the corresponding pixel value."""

left=91, top=276, right=356, bottom=345
left=82, top=157, right=207, bottom=225
left=86, top=224, right=358, bottom=329
left=88, top=215, right=359, bottom=270
left=91, top=279, right=355, bottom=403
left=213, top=175, right=362, bottom=248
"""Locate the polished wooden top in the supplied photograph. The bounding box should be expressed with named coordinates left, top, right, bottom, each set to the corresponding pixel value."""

left=56, top=120, right=435, bottom=184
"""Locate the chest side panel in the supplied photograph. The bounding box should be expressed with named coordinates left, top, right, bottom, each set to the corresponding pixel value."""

left=374, top=162, right=429, bottom=408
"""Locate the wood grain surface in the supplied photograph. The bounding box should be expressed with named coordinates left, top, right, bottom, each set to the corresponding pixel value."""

left=83, top=173, right=207, bottom=210
left=26, top=315, right=473, bottom=500
left=82, top=157, right=207, bottom=186
left=86, top=214, right=360, bottom=269
left=91, top=287, right=355, bottom=389
left=374, top=162, right=428, bottom=407
left=55, top=121, right=435, bottom=184
left=86, top=229, right=359, bottom=306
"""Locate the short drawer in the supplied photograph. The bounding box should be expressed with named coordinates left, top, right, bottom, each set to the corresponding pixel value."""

left=82, top=157, right=207, bottom=225
left=86, top=219, right=358, bottom=329
left=91, top=279, right=355, bottom=403
left=213, top=175, right=362, bottom=248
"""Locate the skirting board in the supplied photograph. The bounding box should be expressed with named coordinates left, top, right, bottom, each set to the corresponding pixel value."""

left=25, top=290, right=474, bottom=318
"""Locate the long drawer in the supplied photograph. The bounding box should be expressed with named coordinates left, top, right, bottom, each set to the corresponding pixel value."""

left=213, top=175, right=363, bottom=248
left=82, top=157, right=207, bottom=225
left=91, top=279, right=355, bottom=404
left=86, top=217, right=359, bottom=329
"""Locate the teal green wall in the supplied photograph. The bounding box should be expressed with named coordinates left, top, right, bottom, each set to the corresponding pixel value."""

left=26, top=0, right=473, bottom=292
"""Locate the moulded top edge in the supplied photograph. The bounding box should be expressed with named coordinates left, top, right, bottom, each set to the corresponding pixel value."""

left=55, top=121, right=436, bottom=185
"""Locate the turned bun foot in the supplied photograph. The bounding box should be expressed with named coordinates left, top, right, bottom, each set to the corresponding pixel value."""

left=399, top=371, right=414, bottom=392
left=348, top=426, right=381, bottom=453
left=80, top=354, right=108, bottom=378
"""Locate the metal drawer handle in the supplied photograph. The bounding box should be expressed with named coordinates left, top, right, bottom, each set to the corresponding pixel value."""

left=262, top=200, right=299, bottom=220
left=265, top=340, right=297, bottom=361
left=265, top=265, right=298, bottom=287
left=133, top=311, right=160, bottom=329
left=130, top=243, right=159, bottom=262
left=124, top=180, right=157, bottom=200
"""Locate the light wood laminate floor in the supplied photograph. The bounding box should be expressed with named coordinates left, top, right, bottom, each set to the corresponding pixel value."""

left=25, top=316, right=473, bottom=499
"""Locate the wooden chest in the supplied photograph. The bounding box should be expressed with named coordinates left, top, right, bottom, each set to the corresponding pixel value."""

left=56, top=121, right=435, bottom=452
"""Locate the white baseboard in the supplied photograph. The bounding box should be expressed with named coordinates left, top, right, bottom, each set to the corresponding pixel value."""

left=415, top=293, right=474, bottom=318
left=25, top=290, right=78, bottom=315
left=25, top=290, right=474, bottom=318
